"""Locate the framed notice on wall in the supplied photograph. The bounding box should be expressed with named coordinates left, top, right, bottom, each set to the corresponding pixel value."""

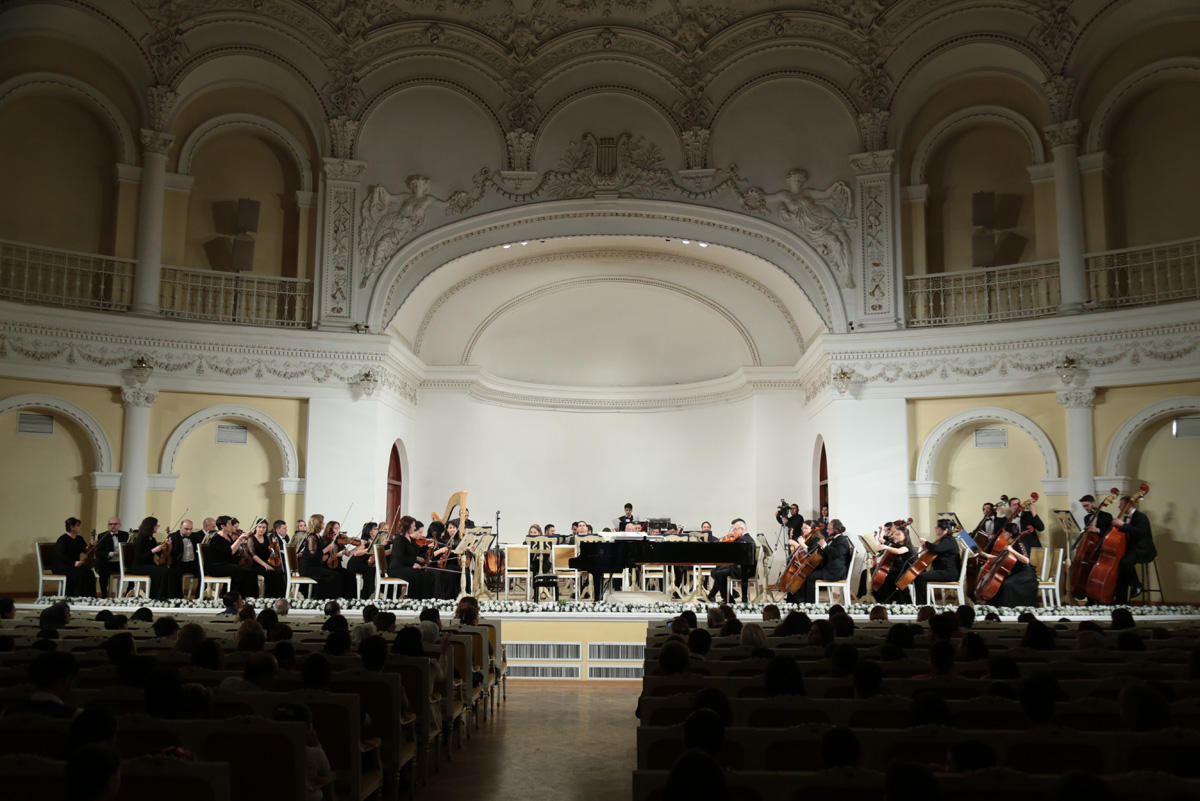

left=974, top=427, right=1007, bottom=448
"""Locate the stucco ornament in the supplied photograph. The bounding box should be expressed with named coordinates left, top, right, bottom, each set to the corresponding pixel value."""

left=762, top=169, right=856, bottom=288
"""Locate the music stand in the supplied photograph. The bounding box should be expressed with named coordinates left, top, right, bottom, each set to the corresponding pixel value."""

left=1053, top=509, right=1081, bottom=550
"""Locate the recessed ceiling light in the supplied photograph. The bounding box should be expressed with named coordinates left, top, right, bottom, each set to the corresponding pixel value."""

left=520, top=241, right=529, bottom=246
left=698, top=242, right=708, bottom=247
left=681, top=239, right=690, bottom=244
left=502, top=244, right=511, bottom=248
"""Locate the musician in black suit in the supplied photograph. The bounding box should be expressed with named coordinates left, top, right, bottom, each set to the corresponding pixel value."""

left=912, top=520, right=963, bottom=604
left=706, top=518, right=753, bottom=604
left=617, top=503, right=636, bottom=532
left=975, top=503, right=1003, bottom=540
left=94, top=516, right=128, bottom=598
left=167, top=518, right=204, bottom=598
left=989, top=496, right=1044, bottom=607
left=801, top=519, right=852, bottom=602
left=1113, top=497, right=1156, bottom=602
left=1078, top=495, right=1114, bottom=548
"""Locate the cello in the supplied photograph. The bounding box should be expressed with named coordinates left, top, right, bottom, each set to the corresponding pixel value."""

left=1084, top=483, right=1150, bottom=604
left=774, top=522, right=826, bottom=595
left=871, top=519, right=911, bottom=592
left=974, top=493, right=1038, bottom=601
left=895, top=520, right=960, bottom=592
left=1067, top=488, right=1118, bottom=600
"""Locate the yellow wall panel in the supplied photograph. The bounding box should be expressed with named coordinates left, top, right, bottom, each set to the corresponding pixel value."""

left=908, top=393, right=1066, bottom=472
left=0, top=96, right=117, bottom=253
left=0, top=377, right=125, bottom=467
left=1093, top=380, right=1200, bottom=473
left=168, top=420, right=283, bottom=532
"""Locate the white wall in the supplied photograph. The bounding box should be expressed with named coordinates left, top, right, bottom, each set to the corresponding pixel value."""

left=410, top=393, right=763, bottom=542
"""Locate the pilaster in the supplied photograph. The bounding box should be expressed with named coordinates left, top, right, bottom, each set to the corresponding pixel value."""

left=849, top=149, right=898, bottom=329
left=118, top=381, right=158, bottom=528
left=318, top=158, right=368, bottom=329
left=133, top=128, right=175, bottom=315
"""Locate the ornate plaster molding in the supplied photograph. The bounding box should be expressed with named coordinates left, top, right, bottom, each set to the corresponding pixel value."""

left=0, top=392, right=116, bottom=474
left=914, top=406, right=1062, bottom=485
left=177, top=113, right=313, bottom=191
left=159, top=403, right=301, bottom=482
left=140, top=128, right=175, bottom=156
left=1056, top=388, right=1095, bottom=409
left=1104, top=395, right=1200, bottom=479
left=412, top=247, right=804, bottom=357
left=911, top=105, right=1046, bottom=185
left=1043, top=119, right=1080, bottom=150
left=120, top=386, right=158, bottom=408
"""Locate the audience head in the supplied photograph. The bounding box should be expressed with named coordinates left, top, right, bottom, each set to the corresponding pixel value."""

left=827, top=604, right=846, bottom=618
left=928, top=640, right=956, bottom=676
left=95, top=610, right=113, bottom=623
left=130, top=607, right=153, bottom=624
left=915, top=606, right=935, bottom=623
left=40, top=601, right=71, bottom=630
left=719, top=618, right=743, bottom=638
left=152, top=616, right=179, bottom=640
left=868, top=605, right=889, bottom=622
left=104, top=632, right=135, bottom=664
left=984, top=611, right=1001, bottom=622
left=268, top=622, right=293, bottom=643
left=687, top=628, right=712, bottom=658
left=323, top=600, right=342, bottom=618
left=761, top=604, right=781, bottom=622
left=1023, top=619, right=1058, bottom=651
left=221, top=592, right=243, bottom=611
left=190, top=639, right=223, bottom=670
left=1109, top=607, right=1135, bottom=630
left=830, top=613, right=855, bottom=638
left=739, top=623, right=767, bottom=651
left=830, top=643, right=859, bottom=677
left=272, top=641, right=296, bottom=670
left=956, top=604, right=975, bottom=629
left=256, top=608, right=279, bottom=631
left=64, top=743, right=121, bottom=801
left=682, top=708, right=725, bottom=757
left=324, top=629, right=352, bottom=656
left=928, top=611, right=959, bottom=642
left=775, top=611, right=811, bottom=638
left=104, top=614, right=128, bottom=631
left=375, top=612, right=397, bottom=633
left=392, top=625, right=425, bottom=657
left=821, top=726, right=861, bottom=768
left=175, top=623, right=206, bottom=654
left=886, top=623, right=914, bottom=649
left=657, top=640, right=690, bottom=676
left=272, top=598, right=290, bottom=617
left=678, top=610, right=698, bottom=629
left=691, top=687, right=732, bottom=725
left=718, top=604, right=736, bottom=622
left=301, top=653, right=332, bottom=690
left=419, top=607, right=442, bottom=628
left=359, top=635, right=388, bottom=671
left=959, top=631, right=989, bottom=661
left=705, top=608, right=723, bottom=628
left=419, top=620, right=440, bottom=644
left=321, top=613, right=349, bottom=634
left=361, top=604, right=379, bottom=623
left=764, top=654, right=804, bottom=697
left=663, top=749, right=726, bottom=801
left=807, top=619, right=834, bottom=647
left=29, top=650, right=78, bottom=696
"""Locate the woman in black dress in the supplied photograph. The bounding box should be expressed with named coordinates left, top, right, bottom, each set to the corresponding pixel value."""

left=988, top=520, right=1042, bottom=607
left=299, top=520, right=343, bottom=599
left=387, top=515, right=434, bottom=599
left=876, top=522, right=915, bottom=604
left=246, top=518, right=287, bottom=598
left=346, top=521, right=378, bottom=599
left=131, top=516, right=171, bottom=600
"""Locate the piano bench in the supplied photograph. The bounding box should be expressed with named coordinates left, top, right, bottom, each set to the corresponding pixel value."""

left=532, top=573, right=559, bottom=602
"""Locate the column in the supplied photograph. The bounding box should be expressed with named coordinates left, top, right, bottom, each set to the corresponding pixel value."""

left=132, top=129, right=174, bottom=315
left=849, top=149, right=899, bottom=329
left=118, top=382, right=157, bottom=527
left=1057, top=386, right=1096, bottom=524
left=1045, top=120, right=1088, bottom=314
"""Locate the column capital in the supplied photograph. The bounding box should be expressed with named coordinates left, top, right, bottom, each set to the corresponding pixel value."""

left=1056, top=387, right=1095, bottom=408
left=121, top=386, right=158, bottom=408
left=146, top=85, right=179, bottom=132
left=849, top=148, right=894, bottom=175
left=1044, top=119, right=1081, bottom=149
left=139, top=128, right=175, bottom=156
left=328, top=116, right=360, bottom=160
left=857, top=109, right=890, bottom=152
left=322, top=157, right=367, bottom=182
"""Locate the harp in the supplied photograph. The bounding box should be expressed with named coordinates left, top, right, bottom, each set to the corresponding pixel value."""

left=431, top=490, right=468, bottom=534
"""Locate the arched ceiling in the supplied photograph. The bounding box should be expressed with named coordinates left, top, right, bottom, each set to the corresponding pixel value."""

left=391, top=235, right=823, bottom=388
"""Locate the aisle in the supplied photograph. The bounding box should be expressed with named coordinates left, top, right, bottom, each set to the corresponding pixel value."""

left=421, top=680, right=641, bottom=801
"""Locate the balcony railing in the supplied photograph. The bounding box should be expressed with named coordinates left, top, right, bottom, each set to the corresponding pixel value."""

left=0, top=238, right=133, bottom=312
left=160, top=265, right=312, bottom=328
left=1086, top=236, right=1200, bottom=310
left=904, top=259, right=1061, bottom=328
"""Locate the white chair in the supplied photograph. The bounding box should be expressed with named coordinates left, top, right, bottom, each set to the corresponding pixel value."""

left=924, top=539, right=970, bottom=606
left=815, top=537, right=864, bottom=605
left=284, top=544, right=317, bottom=600
left=502, top=545, right=531, bottom=599
left=35, top=542, right=66, bottom=598
left=374, top=544, right=408, bottom=600
left=1038, top=547, right=1064, bottom=607
left=117, top=542, right=151, bottom=599
left=551, top=544, right=579, bottom=600
left=197, top=542, right=231, bottom=601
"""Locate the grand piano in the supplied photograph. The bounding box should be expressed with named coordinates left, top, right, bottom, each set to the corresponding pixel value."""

left=569, top=537, right=757, bottom=602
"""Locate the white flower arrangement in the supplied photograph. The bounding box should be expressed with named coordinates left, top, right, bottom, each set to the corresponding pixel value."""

left=34, top=595, right=1200, bottom=619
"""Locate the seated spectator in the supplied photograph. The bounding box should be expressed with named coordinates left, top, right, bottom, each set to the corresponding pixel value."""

left=392, top=626, right=425, bottom=657
left=1109, top=607, right=1135, bottom=630
left=868, top=605, right=889, bottom=622
left=190, top=639, right=224, bottom=670
left=853, top=659, right=885, bottom=699
left=268, top=622, right=293, bottom=642
left=256, top=608, right=279, bottom=631
left=103, top=614, right=127, bottom=631
left=324, top=629, right=352, bottom=656
left=955, top=604, right=975, bottom=629
left=917, top=640, right=955, bottom=679
left=691, top=687, right=732, bottom=725
left=419, top=607, right=441, bottom=628
left=718, top=604, right=736, bottom=622
left=323, top=600, right=341, bottom=618
left=820, top=726, right=861, bottom=768
left=274, top=703, right=334, bottom=801
left=907, top=689, right=951, bottom=726
left=1022, top=620, right=1057, bottom=650
left=0, top=597, right=13, bottom=619
left=670, top=617, right=691, bottom=638
left=984, top=611, right=1001, bottom=622
left=4, top=650, right=78, bottom=718
left=272, top=598, right=290, bottom=617
left=38, top=627, right=59, bottom=640
left=64, top=743, right=121, bottom=801
left=664, top=749, right=726, bottom=801
left=1019, top=673, right=1060, bottom=725
left=739, top=622, right=767, bottom=651
left=946, top=739, right=996, bottom=772
left=351, top=622, right=378, bottom=648
left=273, top=641, right=297, bottom=670
left=361, top=603, right=379, bottom=624
left=301, top=653, right=332, bottom=690
left=374, top=612, right=397, bottom=633
left=94, top=610, right=113, bottom=624
left=807, top=619, right=834, bottom=647
left=827, top=604, right=846, bottom=618
left=915, top=606, right=935, bottom=623
left=657, top=640, right=691, bottom=676
left=761, top=604, right=781, bottom=622
left=67, top=706, right=118, bottom=752
left=719, top=618, right=742, bottom=637
left=886, top=623, right=914, bottom=649
left=959, top=631, right=989, bottom=661
left=764, top=654, right=804, bottom=696
left=830, top=643, right=859, bottom=677
left=682, top=708, right=725, bottom=757
left=152, top=616, right=179, bottom=641
left=130, top=607, right=154, bottom=624
left=928, top=612, right=959, bottom=642
left=705, top=608, right=724, bottom=628
left=104, top=632, right=135, bottom=664
left=237, top=604, right=256, bottom=623
left=775, top=611, right=811, bottom=637
left=323, top=615, right=349, bottom=634
left=687, top=628, right=713, bottom=660
left=830, top=613, right=855, bottom=638
left=1119, top=683, right=1170, bottom=731
left=39, top=601, right=70, bottom=630
left=677, top=610, right=698, bottom=629
left=175, top=623, right=206, bottom=654
left=235, top=620, right=265, bottom=651
left=359, top=634, right=388, bottom=671
left=221, top=592, right=243, bottom=615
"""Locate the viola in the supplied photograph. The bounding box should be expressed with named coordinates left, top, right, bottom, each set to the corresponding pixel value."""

left=1085, top=483, right=1150, bottom=604
left=79, top=529, right=98, bottom=568
left=156, top=532, right=175, bottom=568
left=1068, top=488, right=1118, bottom=601
left=268, top=537, right=282, bottom=569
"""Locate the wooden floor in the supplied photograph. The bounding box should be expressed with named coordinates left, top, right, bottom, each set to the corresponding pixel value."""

left=423, top=680, right=640, bottom=801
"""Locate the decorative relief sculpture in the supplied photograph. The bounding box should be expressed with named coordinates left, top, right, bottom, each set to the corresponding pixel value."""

left=758, top=169, right=856, bottom=288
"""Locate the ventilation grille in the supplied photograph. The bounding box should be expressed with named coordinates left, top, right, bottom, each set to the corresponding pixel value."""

left=1174, top=417, right=1200, bottom=439
left=215, top=423, right=249, bottom=444
left=507, top=664, right=581, bottom=679
left=588, top=642, right=645, bottom=661
left=587, top=665, right=643, bottom=680
left=974, top=427, right=1008, bottom=448
left=506, top=642, right=582, bottom=661
left=17, top=412, right=54, bottom=435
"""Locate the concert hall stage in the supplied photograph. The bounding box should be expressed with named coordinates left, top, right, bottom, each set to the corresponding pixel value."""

left=15, top=596, right=1200, bottom=681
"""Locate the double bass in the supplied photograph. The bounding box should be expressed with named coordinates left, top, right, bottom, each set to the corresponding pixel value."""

left=1067, top=488, right=1119, bottom=601
left=1084, top=483, right=1150, bottom=605
left=974, top=493, right=1038, bottom=601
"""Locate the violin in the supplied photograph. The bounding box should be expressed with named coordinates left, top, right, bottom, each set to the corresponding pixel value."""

left=1084, top=483, right=1150, bottom=604
left=79, top=529, right=98, bottom=568
left=268, top=537, right=282, bottom=569
left=1068, top=488, right=1118, bottom=601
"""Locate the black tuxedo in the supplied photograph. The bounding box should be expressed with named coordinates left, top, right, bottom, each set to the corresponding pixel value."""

left=1115, top=508, right=1155, bottom=602
left=912, top=534, right=962, bottom=603
left=167, top=530, right=205, bottom=597
left=617, top=515, right=635, bottom=532
left=801, top=532, right=853, bottom=602
left=95, top=529, right=128, bottom=597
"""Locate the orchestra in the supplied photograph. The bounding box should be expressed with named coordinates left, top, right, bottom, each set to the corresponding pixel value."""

left=38, top=488, right=1157, bottom=608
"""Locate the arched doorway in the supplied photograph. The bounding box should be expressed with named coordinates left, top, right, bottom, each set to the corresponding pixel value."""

left=385, top=443, right=403, bottom=530
left=817, top=442, right=829, bottom=517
